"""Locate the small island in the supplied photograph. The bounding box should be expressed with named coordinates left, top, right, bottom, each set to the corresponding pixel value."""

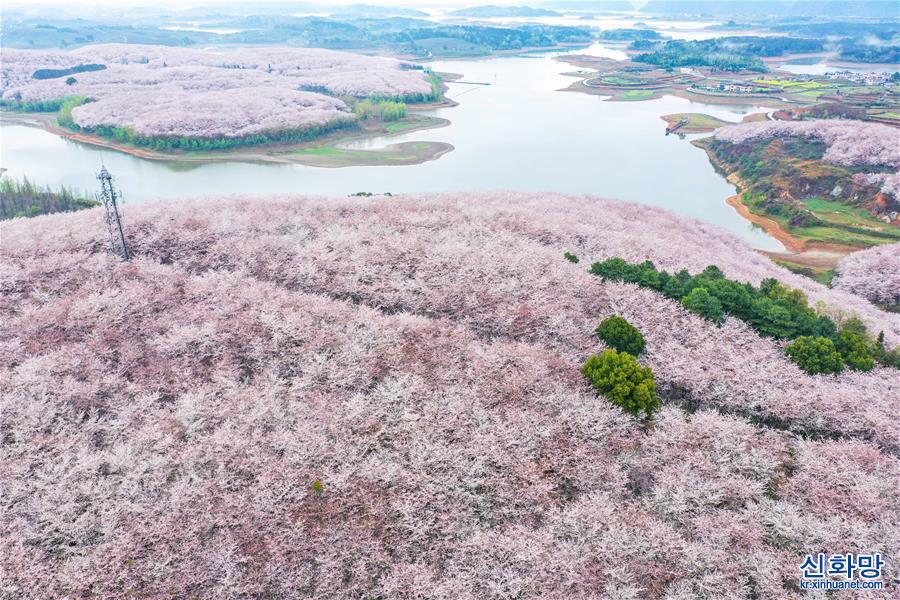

left=660, top=113, right=735, bottom=134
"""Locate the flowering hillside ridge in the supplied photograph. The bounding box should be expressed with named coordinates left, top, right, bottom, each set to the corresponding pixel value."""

left=2, top=192, right=898, bottom=598
left=0, top=45, right=433, bottom=138
left=714, top=119, right=900, bottom=197
left=71, top=87, right=352, bottom=138
left=833, top=242, right=900, bottom=306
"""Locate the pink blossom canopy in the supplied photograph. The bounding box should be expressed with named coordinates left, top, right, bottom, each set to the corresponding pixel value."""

left=2, top=192, right=898, bottom=598
left=833, top=242, right=900, bottom=306
left=0, top=45, right=433, bottom=138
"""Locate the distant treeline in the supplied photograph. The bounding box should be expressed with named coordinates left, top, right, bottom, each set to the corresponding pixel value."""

left=0, top=97, right=69, bottom=112
left=839, top=43, right=900, bottom=65
left=597, top=29, right=663, bottom=41
left=771, top=21, right=898, bottom=41
left=633, top=37, right=826, bottom=71
left=32, top=63, right=106, bottom=80
left=3, top=15, right=591, bottom=56
left=634, top=32, right=900, bottom=68
left=86, top=119, right=357, bottom=151
left=0, top=177, right=98, bottom=219
left=392, top=23, right=591, bottom=55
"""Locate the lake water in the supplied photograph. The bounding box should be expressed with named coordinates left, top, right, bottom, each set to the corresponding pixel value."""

left=775, top=60, right=898, bottom=76
left=0, top=43, right=783, bottom=250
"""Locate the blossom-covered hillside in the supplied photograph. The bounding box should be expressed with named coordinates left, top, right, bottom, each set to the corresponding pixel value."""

left=833, top=242, right=900, bottom=307
left=0, top=45, right=433, bottom=138
left=714, top=119, right=900, bottom=198
left=2, top=192, right=897, bottom=598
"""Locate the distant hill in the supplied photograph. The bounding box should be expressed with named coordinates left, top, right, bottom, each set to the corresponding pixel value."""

left=545, top=0, right=899, bottom=18
left=449, top=5, right=562, bottom=17
left=327, top=3, right=428, bottom=18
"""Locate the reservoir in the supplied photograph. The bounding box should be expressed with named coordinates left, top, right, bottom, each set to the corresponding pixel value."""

left=1, top=43, right=784, bottom=250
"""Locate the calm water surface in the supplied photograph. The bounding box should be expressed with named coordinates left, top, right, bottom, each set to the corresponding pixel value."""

left=0, top=44, right=783, bottom=250
left=775, top=61, right=898, bottom=76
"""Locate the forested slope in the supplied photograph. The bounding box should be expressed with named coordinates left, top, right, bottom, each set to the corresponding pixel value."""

left=2, top=192, right=897, bottom=598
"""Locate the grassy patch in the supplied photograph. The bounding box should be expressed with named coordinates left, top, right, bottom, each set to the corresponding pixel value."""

left=287, top=141, right=451, bottom=167
left=663, top=112, right=733, bottom=131
left=771, top=258, right=836, bottom=286
left=382, top=115, right=443, bottom=134
left=794, top=89, right=832, bottom=99
left=754, top=79, right=825, bottom=90
left=616, top=90, right=658, bottom=101
left=791, top=226, right=895, bottom=246
left=778, top=198, right=900, bottom=246
left=842, top=86, right=884, bottom=95
left=295, top=147, right=341, bottom=156
left=805, top=198, right=898, bottom=232
left=600, top=74, right=650, bottom=86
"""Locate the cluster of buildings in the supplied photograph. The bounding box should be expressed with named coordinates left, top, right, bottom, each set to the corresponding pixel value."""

left=825, top=70, right=897, bottom=86
left=690, top=80, right=775, bottom=95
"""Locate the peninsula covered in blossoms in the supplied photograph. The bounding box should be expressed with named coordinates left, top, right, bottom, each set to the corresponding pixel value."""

left=1, top=45, right=451, bottom=165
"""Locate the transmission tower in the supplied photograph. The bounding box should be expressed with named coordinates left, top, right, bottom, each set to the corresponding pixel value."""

left=96, top=166, right=130, bottom=260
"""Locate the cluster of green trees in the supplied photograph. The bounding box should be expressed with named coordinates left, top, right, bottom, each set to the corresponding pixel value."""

left=0, top=94, right=89, bottom=120
left=589, top=258, right=898, bottom=374
left=0, top=97, right=69, bottom=112
left=784, top=316, right=895, bottom=374
left=596, top=315, right=646, bottom=356
left=636, top=48, right=764, bottom=71
left=86, top=119, right=356, bottom=151
left=354, top=99, right=406, bottom=121
left=0, top=176, right=98, bottom=219
left=55, top=95, right=89, bottom=128
left=583, top=315, right=658, bottom=420
left=839, top=42, right=900, bottom=64
left=634, top=40, right=764, bottom=71
left=32, top=63, right=106, bottom=79
left=425, top=74, right=442, bottom=102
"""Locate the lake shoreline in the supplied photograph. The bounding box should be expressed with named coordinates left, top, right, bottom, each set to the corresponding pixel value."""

left=0, top=109, right=454, bottom=168
left=696, top=138, right=888, bottom=273
left=721, top=172, right=857, bottom=277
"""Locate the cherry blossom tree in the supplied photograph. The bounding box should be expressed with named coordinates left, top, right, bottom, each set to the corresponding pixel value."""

left=833, top=243, right=900, bottom=306
left=2, top=192, right=897, bottom=598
